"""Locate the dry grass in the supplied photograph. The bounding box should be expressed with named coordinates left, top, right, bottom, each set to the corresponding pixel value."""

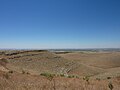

left=0, top=50, right=120, bottom=90
left=0, top=71, right=120, bottom=90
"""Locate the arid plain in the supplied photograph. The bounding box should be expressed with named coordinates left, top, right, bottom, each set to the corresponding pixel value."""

left=0, top=50, right=120, bottom=90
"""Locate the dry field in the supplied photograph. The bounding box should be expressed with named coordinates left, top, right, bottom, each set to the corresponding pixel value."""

left=0, top=50, right=120, bottom=90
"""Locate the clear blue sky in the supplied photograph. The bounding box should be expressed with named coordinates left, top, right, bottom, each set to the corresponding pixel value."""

left=0, top=0, right=120, bottom=49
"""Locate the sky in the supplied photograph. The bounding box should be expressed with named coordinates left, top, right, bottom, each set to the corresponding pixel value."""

left=0, top=0, right=120, bottom=49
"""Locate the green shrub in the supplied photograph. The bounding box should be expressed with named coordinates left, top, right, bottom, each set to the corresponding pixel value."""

left=60, top=74, right=65, bottom=77
left=40, top=72, right=55, bottom=81
left=83, top=76, right=90, bottom=84
left=67, top=75, right=79, bottom=78
left=68, top=75, right=73, bottom=78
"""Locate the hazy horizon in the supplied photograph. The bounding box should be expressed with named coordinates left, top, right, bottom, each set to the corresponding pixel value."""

left=0, top=0, right=120, bottom=49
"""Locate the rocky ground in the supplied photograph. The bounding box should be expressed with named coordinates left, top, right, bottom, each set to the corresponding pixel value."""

left=0, top=50, right=120, bottom=90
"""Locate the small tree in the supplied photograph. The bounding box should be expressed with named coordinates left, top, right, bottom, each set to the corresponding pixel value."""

left=108, top=82, right=114, bottom=90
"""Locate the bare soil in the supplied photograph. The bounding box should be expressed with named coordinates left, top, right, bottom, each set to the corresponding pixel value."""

left=0, top=50, right=120, bottom=90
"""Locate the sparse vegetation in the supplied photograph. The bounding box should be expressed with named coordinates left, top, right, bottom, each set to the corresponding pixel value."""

left=21, top=70, right=30, bottom=75
left=108, top=82, right=114, bottom=90
left=8, top=70, right=13, bottom=73
left=0, top=50, right=120, bottom=90
left=26, top=72, right=30, bottom=74
left=0, top=58, right=8, bottom=63
left=107, top=77, right=111, bottom=79
left=60, top=73, right=65, bottom=77
left=3, top=73, right=9, bottom=79
left=67, top=75, right=79, bottom=78
left=40, top=72, right=79, bottom=79
left=96, top=78, right=100, bottom=81
left=83, top=76, right=90, bottom=84
left=40, top=72, right=55, bottom=81
left=22, top=70, right=25, bottom=74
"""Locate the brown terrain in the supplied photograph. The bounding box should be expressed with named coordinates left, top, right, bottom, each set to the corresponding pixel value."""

left=0, top=50, right=120, bottom=90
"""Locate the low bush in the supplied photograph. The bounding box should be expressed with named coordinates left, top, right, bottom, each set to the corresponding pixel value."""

left=107, top=77, right=111, bottom=79
left=22, top=70, right=25, bottom=74
left=108, top=82, right=114, bottom=90
left=40, top=72, right=55, bottom=81
left=83, top=76, right=90, bottom=84
left=96, top=78, right=100, bottom=81
left=3, top=73, right=9, bottom=79
left=8, top=70, right=13, bottom=73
